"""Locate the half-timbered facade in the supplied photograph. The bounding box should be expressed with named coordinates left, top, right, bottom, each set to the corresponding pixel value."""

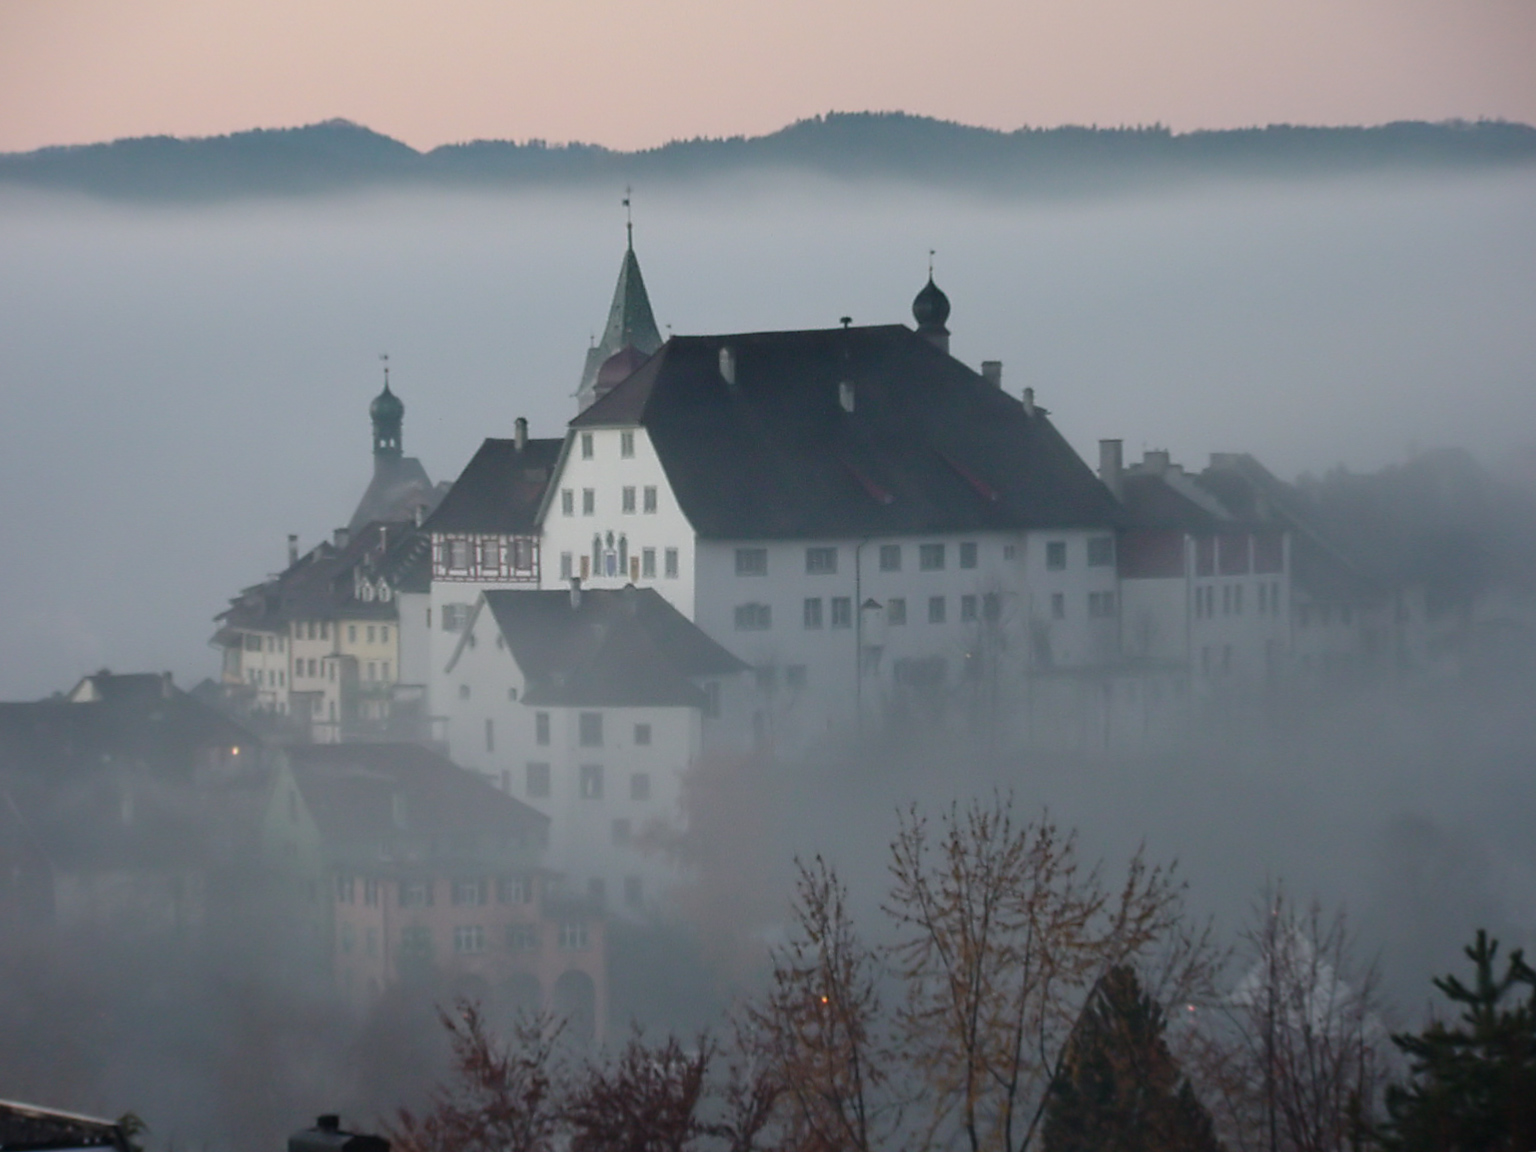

left=423, top=422, right=563, bottom=731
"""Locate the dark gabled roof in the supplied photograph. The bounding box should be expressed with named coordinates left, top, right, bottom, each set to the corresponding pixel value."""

left=348, top=454, right=443, bottom=533
left=286, top=742, right=547, bottom=849
left=0, top=672, right=255, bottom=779
left=0, top=1099, right=130, bottom=1152
left=1119, top=472, right=1227, bottom=532
left=424, top=437, right=563, bottom=535
left=215, top=520, right=417, bottom=632
left=571, top=326, right=1122, bottom=539
left=482, top=587, right=746, bottom=709
left=1201, top=454, right=1381, bottom=603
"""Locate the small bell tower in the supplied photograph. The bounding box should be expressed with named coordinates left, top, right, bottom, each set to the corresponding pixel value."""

left=370, top=355, right=404, bottom=459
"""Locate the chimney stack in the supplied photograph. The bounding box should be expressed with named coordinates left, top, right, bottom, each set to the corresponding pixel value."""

left=1022, top=387, right=1035, bottom=417
left=980, top=360, right=1002, bottom=388
left=1098, top=439, right=1124, bottom=500
left=334, top=527, right=350, bottom=550
left=1142, top=449, right=1171, bottom=475
left=514, top=416, right=528, bottom=452
left=569, top=576, right=583, bottom=610
left=288, top=534, right=299, bottom=566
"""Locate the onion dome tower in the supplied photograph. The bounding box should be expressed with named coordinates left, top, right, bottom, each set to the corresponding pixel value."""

left=913, top=273, right=951, bottom=355
left=370, top=367, right=404, bottom=459
left=348, top=359, right=438, bottom=532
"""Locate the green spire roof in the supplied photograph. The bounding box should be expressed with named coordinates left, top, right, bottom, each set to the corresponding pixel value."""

left=577, top=238, right=663, bottom=411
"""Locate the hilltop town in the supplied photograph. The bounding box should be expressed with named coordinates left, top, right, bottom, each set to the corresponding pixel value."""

left=4, top=229, right=1536, bottom=1061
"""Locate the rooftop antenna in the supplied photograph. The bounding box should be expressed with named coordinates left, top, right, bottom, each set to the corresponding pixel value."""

left=623, top=186, right=633, bottom=250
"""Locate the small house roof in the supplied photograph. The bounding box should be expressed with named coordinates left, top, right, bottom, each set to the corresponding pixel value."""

left=481, top=586, right=746, bottom=709
left=424, top=436, right=563, bottom=535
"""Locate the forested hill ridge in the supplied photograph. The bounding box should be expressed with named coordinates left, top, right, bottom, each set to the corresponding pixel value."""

left=2, top=112, right=1534, bottom=201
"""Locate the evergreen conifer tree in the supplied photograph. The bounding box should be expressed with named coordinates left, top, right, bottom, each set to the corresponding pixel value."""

left=1043, top=965, right=1222, bottom=1152
left=1381, top=930, right=1536, bottom=1152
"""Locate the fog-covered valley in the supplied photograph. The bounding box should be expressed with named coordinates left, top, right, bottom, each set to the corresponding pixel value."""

left=3, top=163, right=1536, bottom=1150
left=2, top=169, right=1533, bottom=699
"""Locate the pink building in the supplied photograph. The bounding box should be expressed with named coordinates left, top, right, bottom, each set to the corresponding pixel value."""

left=263, top=742, right=606, bottom=1043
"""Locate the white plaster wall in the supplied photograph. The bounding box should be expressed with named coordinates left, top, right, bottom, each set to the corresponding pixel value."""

left=429, top=576, right=524, bottom=731
left=439, top=596, right=708, bottom=913
left=691, top=528, right=1118, bottom=743
left=537, top=427, right=697, bottom=618
left=1120, top=577, right=1190, bottom=664
left=1189, top=571, right=1291, bottom=682
left=396, top=591, right=431, bottom=687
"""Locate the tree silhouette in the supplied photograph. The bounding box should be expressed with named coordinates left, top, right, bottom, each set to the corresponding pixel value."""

left=1381, top=930, right=1536, bottom=1152
left=1043, top=965, right=1222, bottom=1152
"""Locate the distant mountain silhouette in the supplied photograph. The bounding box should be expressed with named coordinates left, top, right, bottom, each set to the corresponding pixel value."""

left=2, top=113, right=1533, bottom=201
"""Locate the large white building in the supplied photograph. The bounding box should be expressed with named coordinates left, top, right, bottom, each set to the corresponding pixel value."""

left=436, top=585, right=747, bottom=910
left=536, top=275, right=1127, bottom=745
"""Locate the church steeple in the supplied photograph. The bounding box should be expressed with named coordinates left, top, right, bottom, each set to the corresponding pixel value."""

left=577, top=205, right=663, bottom=412
left=912, top=257, right=952, bottom=355
left=370, top=360, right=404, bottom=459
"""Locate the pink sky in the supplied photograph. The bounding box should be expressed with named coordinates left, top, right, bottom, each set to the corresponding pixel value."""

left=2, top=0, right=1534, bottom=152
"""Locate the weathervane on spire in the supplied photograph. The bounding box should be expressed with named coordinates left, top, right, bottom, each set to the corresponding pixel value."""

left=623, top=186, right=633, bottom=249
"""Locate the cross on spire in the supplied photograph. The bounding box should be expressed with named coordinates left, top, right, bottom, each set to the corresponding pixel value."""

left=624, top=187, right=633, bottom=250
left=379, top=351, right=390, bottom=389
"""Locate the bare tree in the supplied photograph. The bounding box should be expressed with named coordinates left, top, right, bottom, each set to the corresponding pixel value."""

left=744, top=856, right=898, bottom=1152
left=389, top=999, right=564, bottom=1152
left=566, top=1029, right=713, bottom=1152
left=885, top=796, right=1215, bottom=1152
left=1189, top=885, right=1387, bottom=1152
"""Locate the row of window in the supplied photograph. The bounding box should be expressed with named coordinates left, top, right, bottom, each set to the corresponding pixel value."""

left=289, top=621, right=390, bottom=644
left=380, top=920, right=590, bottom=958
left=483, top=713, right=651, bottom=755
left=560, top=485, right=660, bottom=517
left=1192, top=581, right=1285, bottom=620
left=442, top=537, right=536, bottom=574
left=736, top=592, right=1012, bottom=632
left=520, top=761, right=652, bottom=802
left=579, top=430, right=635, bottom=461
left=334, top=874, right=534, bottom=909
left=291, top=658, right=392, bottom=682
left=732, top=538, right=1113, bottom=577
left=1043, top=591, right=1118, bottom=620
left=559, top=545, right=679, bottom=582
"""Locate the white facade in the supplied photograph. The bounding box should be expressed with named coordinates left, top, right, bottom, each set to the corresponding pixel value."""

left=1120, top=535, right=1293, bottom=687
left=536, top=427, right=697, bottom=615
left=693, top=531, right=1121, bottom=740
left=436, top=594, right=742, bottom=913
left=530, top=420, right=1125, bottom=745
left=428, top=538, right=540, bottom=743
